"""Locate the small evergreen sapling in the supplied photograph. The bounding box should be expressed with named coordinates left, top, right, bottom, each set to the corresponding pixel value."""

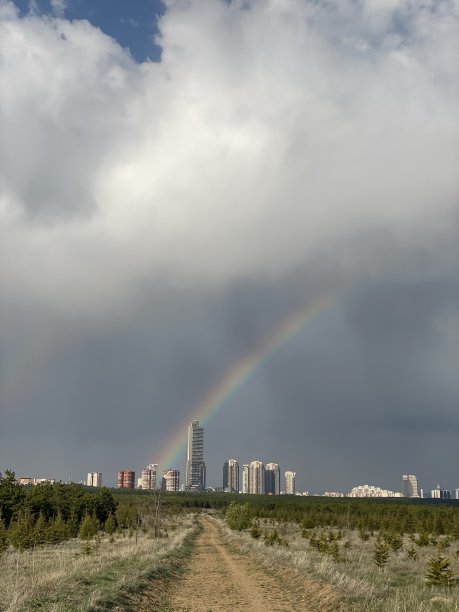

left=373, top=539, right=390, bottom=569
left=425, top=554, right=454, bottom=586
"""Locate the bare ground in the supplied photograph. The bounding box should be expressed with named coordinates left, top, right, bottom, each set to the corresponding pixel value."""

left=132, top=516, right=342, bottom=611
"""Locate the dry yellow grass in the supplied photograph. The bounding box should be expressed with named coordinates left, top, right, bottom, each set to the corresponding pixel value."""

left=0, top=515, right=197, bottom=611
left=218, top=518, right=459, bottom=611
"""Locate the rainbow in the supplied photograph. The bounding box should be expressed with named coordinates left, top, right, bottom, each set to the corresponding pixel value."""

left=158, top=295, right=332, bottom=470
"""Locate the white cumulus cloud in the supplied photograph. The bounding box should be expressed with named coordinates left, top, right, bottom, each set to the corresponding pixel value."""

left=0, top=0, right=458, bottom=316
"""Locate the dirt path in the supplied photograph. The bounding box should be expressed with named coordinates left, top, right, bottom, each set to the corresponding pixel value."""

left=165, top=517, right=327, bottom=611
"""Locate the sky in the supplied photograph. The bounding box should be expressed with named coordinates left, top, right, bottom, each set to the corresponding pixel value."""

left=0, top=0, right=458, bottom=493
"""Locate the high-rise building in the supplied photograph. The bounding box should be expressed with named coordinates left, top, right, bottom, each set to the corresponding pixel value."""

left=242, top=464, right=249, bottom=494
left=185, top=420, right=206, bottom=490
left=86, top=472, right=102, bottom=487
left=285, top=471, right=296, bottom=495
left=265, top=463, right=280, bottom=495
left=402, top=474, right=419, bottom=498
left=223, top=459, right=239, bottom=493
left=140, top=464, right=158, bottom=490
left=162, top=468, right=180, bottom=492
left=117, top=470, right=135, bottom=489
left=431, top=486, right=451, bottom=499
left=249, top=461, right=264, bottom=494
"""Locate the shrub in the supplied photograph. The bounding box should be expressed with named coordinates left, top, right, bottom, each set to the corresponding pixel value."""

left=359, top=529, right=370, bottom=541
left=226, top=502, right=252, bottom=531
left=373, top=540, right=390, bottom=569
left=328, top=541, right=341, bottom=562
left=425, top=554, right=454, bottom=586
left=250, top=526, right=262, bottom=539
left=416, top=532, right=430, bottom=547
left=264, top=529, right=288, bottom=547
left=406, top=546, right=418, bottom=560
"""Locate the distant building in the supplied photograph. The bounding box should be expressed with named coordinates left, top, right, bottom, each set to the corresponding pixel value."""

left=185, top=420, right=206, bottom=491
left=285, top=471, right=296, bottom=495
left=223, top=459, right=239, bottom=493
left=86, top=472, right=102, bottom=487
left=162, top=469, right=180, bottom=492
left=348, top=484, right=402, bottom=498
left=324, top=492, right=344, bottom=497
left=249, top=461, right=264, bottom=494
left=455, top=488, right=459, bottom=500
left=265, top=463, right=280, bottom=495
left=117, top=470, right=135, bottom=489
left=242, top=464, right=249, bottom=494
left=18, top=477, right=33, bottom=485
left=431, top=486, right=451, bottom=499
left=402, top=474, right=419, bottom=498
left=140, top=464, right=158, bottom=490
left=19, top=477, right=56, bottom=486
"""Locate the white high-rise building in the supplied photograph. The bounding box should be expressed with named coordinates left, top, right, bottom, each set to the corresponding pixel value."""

left=285, top=471, right=296, bottom=495
left=185, top=420, right=206, bottom=490
left=242, top=464, right=249, bottom=494
left=223, top=459, right=239, bottom=493
left=140, top=464, right=158, bottom=490
left=402, top=474, right=419, bottom=498
left=249, top=461, right=264, bottom=494
left=265, top=463, right=280, bottom=495
left=86, top=472, right=102, bottom=487
left=162, top=469, right=180, bottom=492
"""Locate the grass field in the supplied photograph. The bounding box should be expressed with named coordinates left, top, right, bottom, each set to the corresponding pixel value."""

left=0, top=515, right=198, bottom=611
left=219, top=517, right=459, bottom=611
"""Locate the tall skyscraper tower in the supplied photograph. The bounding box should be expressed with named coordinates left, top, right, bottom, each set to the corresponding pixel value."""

left=185, top=420, right=206, bottom=490
left=265, top=463, right=280, bottom=495
left=285, top=470, right=296, bottom=495
left=223, top=459, right=239, bottom=493
left=249, top=460, right=265, bottom=494
left=402, top=474, right=419, bottom=498
left=242, top=464, right=249, bottom=494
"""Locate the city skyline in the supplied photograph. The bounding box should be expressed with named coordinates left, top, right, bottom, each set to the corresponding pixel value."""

left=10, top=462, right=459, bottom=499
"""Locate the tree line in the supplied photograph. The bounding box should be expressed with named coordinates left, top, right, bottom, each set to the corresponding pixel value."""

left=0, top=470, right=120, bottom=551
left=158, top=491, right=459, bottom=536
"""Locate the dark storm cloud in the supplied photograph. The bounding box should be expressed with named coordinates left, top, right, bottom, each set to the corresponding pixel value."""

left=1, top=0, right=458, bottom=492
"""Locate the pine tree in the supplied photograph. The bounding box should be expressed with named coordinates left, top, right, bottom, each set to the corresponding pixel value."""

left=373, top=539, right=390, bottom=569
left=8, top=508, right=35, bottom=551
left=33, top=513, right=48, bottom=545
left=104, top=513, right=116, bottom=535
left=79, top=513, right=99, bottom=540
left=0, top=511, right=8, bottom=554
left=425, top=554, right=454, bottom=586
left=47, top=512, right=69, bottom=543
